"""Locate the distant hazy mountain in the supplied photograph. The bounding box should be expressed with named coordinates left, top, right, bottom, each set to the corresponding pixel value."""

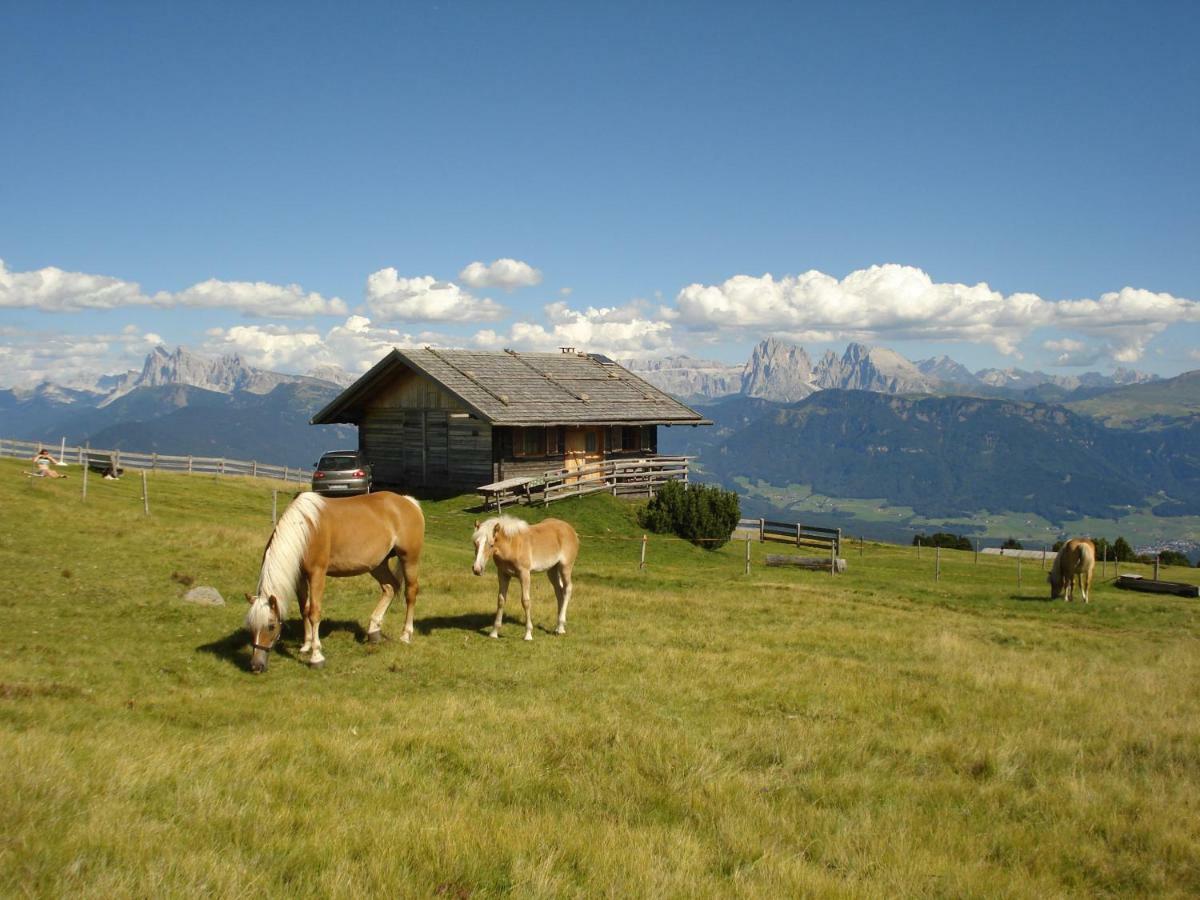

left=662, top=390, right=1200, bottom=528
left=1066, top=369, right=1200, bottom=427
left=623, top=355, right=743, bottom=401
left=629, top=339, right=1157, bottom=404
left=2, top=346, right=355, bottom=468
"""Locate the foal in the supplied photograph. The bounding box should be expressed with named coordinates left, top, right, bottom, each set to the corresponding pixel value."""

left=471, top=516, right=579, bottom=640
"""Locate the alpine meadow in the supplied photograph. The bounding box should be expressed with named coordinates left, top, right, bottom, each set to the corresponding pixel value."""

left=3, top=460, right=1199, bottom=896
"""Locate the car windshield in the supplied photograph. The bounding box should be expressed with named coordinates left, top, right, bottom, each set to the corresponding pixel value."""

left=317, top=454, right=360, bottom=472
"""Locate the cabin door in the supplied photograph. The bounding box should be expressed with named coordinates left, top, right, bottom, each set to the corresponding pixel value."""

left=564, top=427, right=604, bottom=483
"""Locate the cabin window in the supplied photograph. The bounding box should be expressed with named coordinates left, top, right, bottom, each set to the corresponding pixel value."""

left=622, top=426, right=642, bottom=452
left=642, top=425, right=656, bottom=452
left=514, top=427, right=545, bottom=457
left=585, top=430, right=598, bottom=453
left=545, top=427, right=561, bottom=455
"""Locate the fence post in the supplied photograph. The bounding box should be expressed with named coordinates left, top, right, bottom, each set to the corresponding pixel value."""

left=188, top=455, right=193, bottom=475
left=252, top=460, right=258, bottom=478
left=796, top=523, right=802, bottom=548
left=1041, top=544, right=1047, bottom=570
left=639, top=534, right=647, bottom=570
left=917, top=538, right=921, bottom=559
left=974, top=539, right=979, bottom=566
left=152, top=452, right=158, bottom=471
left=759, top=518, right=764, bottom=543
left=220, top=458, right=225, bottom=475
left=141, top=470, right=149, bottom=516
left=859, top=534, right=864, bottom=558
left=935, top=546, right=941, bottom=582
left=1102, top=545, right=1107, bottom=579
left=114, top=448, right=121, bottom=470
left=272, top=490, right=278, bottom=525
left=1017, top=555, right=1022, bottom=589
left=1154, top=554, right=1160, bottom=581
left=81, top=452, right=89, bottom=502
left=830, top=540, right=836, bottom=576
left=745, top=535, right=751, bottom=575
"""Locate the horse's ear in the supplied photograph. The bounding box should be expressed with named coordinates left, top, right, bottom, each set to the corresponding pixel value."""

left=245, top=593, right=255, bottom=604
left=267, top=595, right=280, bottom=614
left=492, top=523, right=502, bottom=539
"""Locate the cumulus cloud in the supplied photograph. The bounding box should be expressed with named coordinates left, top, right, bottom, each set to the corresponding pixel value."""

left=1043, top=337, right=1102, bottom=367
left=0, top=259, right=346, bottom=316
left=473, top=301, right=675, bottom=357
left=202, top=315, right=448, bottom=375
left=0, top=324, right=165, bottom=388
left=458, top=258, right=543, bottom=291
left=365, top=269, right=504, bottom=322
left=673, top=264, right=1200, bottom=362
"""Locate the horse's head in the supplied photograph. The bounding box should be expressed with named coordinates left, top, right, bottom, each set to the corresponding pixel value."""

left=244, top=593, right=282, bottom=673
left=1047, top=571, right=1063, bottom=599
left=471, top=520, right=492, bottom=576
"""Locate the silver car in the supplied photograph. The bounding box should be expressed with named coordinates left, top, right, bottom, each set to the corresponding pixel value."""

left=311, top=450, right=372, bottom=495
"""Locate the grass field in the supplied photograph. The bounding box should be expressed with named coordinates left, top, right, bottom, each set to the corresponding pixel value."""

left=3, top=458, right=1200, bottom=897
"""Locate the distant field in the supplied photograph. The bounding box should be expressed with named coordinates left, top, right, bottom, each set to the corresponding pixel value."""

left=734, top=477, right=1200, bottom=553
left=3, top=459, right=1200, bottom=896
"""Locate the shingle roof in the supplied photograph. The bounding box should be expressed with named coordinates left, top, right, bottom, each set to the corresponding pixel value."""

left=311, top=348, right=712, bottom=427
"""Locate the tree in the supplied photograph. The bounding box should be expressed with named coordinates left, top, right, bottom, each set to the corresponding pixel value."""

left=1001, top=537, right=1023, bottom=551
left=1158, top=550, right=1191, bottom=567
left=913, top=532, right=972, bottom=551
left=638, top=481, right=740, bottom=550
left=1113, top=536, right=1135, bottom=562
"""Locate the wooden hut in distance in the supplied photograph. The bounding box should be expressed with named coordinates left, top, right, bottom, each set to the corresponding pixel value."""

left=310, top=347, right=710, bottom=493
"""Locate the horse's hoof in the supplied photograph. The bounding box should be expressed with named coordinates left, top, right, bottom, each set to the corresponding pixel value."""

left=489, top=632, right=499, bottom=639
left=399, top=633, right=411, bottom=645
left=367, top=630, right=383, bottom=644
left=524, top=634, right=533, bottom=642
left=309, top=659, right=326, bottom=669
left=555, top=626, right=566, bottom=635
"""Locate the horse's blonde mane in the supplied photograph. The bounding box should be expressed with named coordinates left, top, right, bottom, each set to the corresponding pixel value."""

left=474, top=515, right=529, bottom=543
left=246, top=492, right=325, bottom=629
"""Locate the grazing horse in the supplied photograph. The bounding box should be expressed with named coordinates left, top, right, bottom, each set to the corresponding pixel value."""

left=244, top=491, right=424, bottom=672
left=1048, top=538, right=1096, bottom=603
left=471, top=516, right=579, bottom=640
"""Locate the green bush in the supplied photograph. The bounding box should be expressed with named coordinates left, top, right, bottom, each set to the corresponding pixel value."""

left=1001, top=537, right=1024, bottom=550
left=912, top=532, right=973, bottom=551
left=638, top=480, right=740, bottom=550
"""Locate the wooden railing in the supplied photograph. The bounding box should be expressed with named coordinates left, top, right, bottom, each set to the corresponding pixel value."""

left=478, top=455, right=692, bottom=509
left=737, top=517, right=843, bottom=556
left=0, top=437, right=310, bottom=483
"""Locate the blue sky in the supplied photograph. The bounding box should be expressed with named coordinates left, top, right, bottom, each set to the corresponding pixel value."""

left=1, top=0, right=1197, bottom=386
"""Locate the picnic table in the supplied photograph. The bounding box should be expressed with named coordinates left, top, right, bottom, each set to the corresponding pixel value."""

left=477, top=476, right=535, bottom=511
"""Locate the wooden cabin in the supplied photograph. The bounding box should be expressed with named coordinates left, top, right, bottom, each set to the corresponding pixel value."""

left=310, top=348, right=710, bottom=491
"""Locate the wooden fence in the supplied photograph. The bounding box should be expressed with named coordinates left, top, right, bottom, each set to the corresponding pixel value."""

left=738, top=517, right=843, bottom=556
left=0, top=437, right=310, bottom=484
left=478, top=455, right=692, bottom=509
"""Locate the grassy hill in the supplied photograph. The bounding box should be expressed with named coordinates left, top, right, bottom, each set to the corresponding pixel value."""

left=3, top=460, right=1200, bottom=895
left=1067, top=368, right=1200, bottom=427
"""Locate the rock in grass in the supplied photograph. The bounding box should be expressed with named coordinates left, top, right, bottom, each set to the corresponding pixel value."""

left=182, top=586, right=225, bottom=607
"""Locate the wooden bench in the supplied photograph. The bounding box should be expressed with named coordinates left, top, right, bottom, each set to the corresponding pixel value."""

left=85, top=451, right=124, bottom=479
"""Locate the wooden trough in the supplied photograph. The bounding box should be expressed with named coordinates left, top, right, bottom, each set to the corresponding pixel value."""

left=766, top=555, right=847, bottom=574
left=1114, top=575, right=1199, bottom=598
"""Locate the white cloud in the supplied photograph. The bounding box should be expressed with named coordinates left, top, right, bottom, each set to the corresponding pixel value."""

left=365, top=269, right=504, bottom=322
left=673, top=264, right=1200, bottom=362
left=473, top=301, right=675, bottom=357
left=0, top=259, right=346, bottom=316
left=202, top=316, right=448, bottom=375
left=1042, top=337, right=1102, bottom=367
left=458, top=258, right=543, bottom=291
left=0, top=324, right=165, bottom=388
left=173, top=279, right=347, bottom=316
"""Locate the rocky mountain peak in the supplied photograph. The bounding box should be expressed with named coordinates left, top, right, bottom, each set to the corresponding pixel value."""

left=741, top=339, right=816, bottom=402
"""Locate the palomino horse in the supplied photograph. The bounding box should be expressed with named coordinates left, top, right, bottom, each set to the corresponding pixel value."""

left=1048, top=538, right=1096, bottom=603
left=245, top=491, right=424, bottom=672
left=471, top=516, right=579, bottom=640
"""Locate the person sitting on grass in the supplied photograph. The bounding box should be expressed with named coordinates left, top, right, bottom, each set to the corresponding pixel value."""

left=27, top=448, right=68, bottom=479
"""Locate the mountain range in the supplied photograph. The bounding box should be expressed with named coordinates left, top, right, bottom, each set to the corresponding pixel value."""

left=624, top=338, right=1159, bottom=403
left=1, top=346, right=355, bottom=468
